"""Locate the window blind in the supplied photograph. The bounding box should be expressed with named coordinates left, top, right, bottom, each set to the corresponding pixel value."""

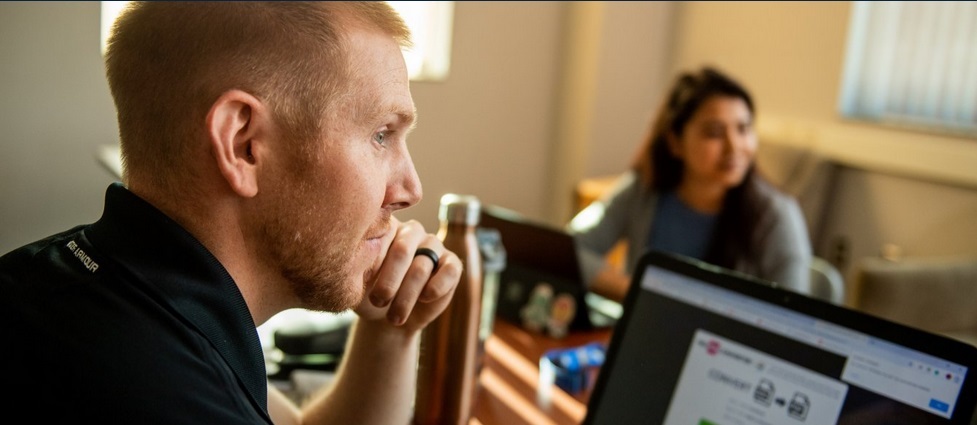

left=839, top=1, right=977, bottom=136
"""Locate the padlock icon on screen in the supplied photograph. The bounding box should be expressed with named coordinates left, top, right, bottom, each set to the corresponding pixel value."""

left=788, top=392, right=810, bottom=421
left=754, top=379, right=775, bottom=407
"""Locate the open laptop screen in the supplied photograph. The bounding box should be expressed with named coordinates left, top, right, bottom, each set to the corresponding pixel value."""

left=584, top=250, right=977, bottom=425
left=478, top=204, right=620, bottom=333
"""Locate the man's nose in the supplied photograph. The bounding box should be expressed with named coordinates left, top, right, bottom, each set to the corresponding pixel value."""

left=386, top=150, right=422, bottom=211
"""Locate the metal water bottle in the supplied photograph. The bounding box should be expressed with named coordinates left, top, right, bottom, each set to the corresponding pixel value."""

left=414, top=194, right=483, bottom=425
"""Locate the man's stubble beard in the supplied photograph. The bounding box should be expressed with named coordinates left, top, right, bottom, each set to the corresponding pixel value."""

left=255, top=162, right=365, bottom=313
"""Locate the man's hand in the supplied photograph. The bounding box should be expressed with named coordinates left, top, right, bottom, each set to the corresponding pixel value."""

left=291, top=218, right=462, bottom=425
left=356, top=217, right=461, bottom=333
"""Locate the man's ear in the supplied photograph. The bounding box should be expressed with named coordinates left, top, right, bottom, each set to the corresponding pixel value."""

left=206, top=90, right=268, bottom=198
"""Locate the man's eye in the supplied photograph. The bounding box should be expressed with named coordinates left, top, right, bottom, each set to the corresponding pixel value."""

left=373, top=131, right=388, bottom=146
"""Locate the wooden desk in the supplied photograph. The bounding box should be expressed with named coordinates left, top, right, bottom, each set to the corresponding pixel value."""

left=472, top=319, right=612, bottom=425
left=268, top=317, right=612, bottom=424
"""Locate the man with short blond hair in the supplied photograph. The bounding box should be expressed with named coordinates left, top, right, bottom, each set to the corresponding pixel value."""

left=1, top=3, right=459, bottom=423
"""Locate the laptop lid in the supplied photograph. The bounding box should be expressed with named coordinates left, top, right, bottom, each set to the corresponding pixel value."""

left=478, top=205, right=618, bottom=335
left=584, top=250, right=977, bottom=424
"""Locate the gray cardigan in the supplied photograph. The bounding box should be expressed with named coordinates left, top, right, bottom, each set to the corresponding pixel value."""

left=567, top=171, right=812, bottom=295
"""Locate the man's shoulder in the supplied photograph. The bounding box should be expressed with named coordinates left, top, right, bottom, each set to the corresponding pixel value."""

left=2, top=225, right=86, bottom=256
left=0, top=228, right=268, bottom=422
left=0, top=225, right=88, bottom=281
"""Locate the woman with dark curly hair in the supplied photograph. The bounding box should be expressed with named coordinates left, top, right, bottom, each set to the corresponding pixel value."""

left=569, top=66, right=811, bottom=302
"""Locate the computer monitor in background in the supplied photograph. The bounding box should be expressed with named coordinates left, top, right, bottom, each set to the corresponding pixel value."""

left=478, top=204, right=618, bottom=336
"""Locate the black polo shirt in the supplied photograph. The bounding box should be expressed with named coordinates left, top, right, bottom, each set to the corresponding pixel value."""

left=0, top=183, right=271, bottom=423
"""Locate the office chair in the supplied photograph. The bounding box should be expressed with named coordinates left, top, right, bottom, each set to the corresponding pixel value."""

left=809, top=256, right=845, bottom=305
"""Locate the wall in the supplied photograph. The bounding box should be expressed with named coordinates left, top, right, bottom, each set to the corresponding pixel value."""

left=550, top=1, right=676, bottom=224
left=670, top=1, right=977, bottom=281
left=0, top=2, right=119, bottom=254
left=403, top=2, right=564, bottom=231
left=410, top=1, right=675, bottom=228
left=818, top=168, right=977, bottom=273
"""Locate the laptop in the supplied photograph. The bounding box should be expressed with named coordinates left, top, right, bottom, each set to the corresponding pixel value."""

left=477, top=204, right=619, bottom=336
left=583, top=249, right=977, bottom=424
